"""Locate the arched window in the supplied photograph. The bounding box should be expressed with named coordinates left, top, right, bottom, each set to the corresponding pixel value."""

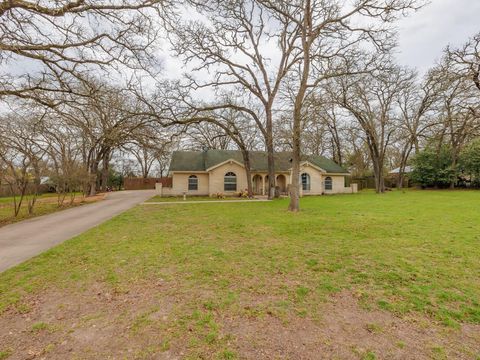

left=224, top=172, right=237, bottom=191
left=324, top=176, right=333, bottom=191
left=301, top=173, right=310, bottom=191
left=188, top=175, right=198, bottom=191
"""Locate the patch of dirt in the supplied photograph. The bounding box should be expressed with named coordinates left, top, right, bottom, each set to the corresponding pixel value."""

left=223, top=290, right=480, bottom=359
left=0, top=281, right=180, bottom=359
left=1, top=285, right=479, bottom=359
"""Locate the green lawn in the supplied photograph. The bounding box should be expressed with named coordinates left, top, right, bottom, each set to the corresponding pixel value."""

left=0, top=192, right=59, bottom=204
left=1, top=190, right=479, bottom=358
left=147, top=195, right=256, bottom=202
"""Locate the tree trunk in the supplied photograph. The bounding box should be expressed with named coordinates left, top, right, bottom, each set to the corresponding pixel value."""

left=289, top=7, right=311, bottom=212
left=28, top=164, right=41, bottom=214
left=397, top=172, right=405, bottom=189
left=88, top=160, right=99, bottom=196
left=89, top=177, right=97, bottom=196
left=373, top=159, right=385, bottom=193
left=398, top=142, right=414, bottom=189
left=241, top=150, right=254, bottom=198
left=13, top=182, right=27, bottom=217
left=100, top=150, right=110, bottom=192
left=265, top=122, right=276, bottom=199
left=289, top=115, right=301, bottom=212
left=397, top=159, right=407, bottom=190
left=329, top=121, right=343, bottom=165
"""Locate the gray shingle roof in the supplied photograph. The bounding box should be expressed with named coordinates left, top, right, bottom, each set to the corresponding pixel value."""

left=169, top=150, right=348, bottom=174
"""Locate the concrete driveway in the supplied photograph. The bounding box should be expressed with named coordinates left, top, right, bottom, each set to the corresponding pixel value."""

left=0, top=190, right=155, bottom=273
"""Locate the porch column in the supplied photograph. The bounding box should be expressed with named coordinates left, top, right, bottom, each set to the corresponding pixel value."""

left=298, top=172, right=303, bottom=197
left=262, top=175, right=265, bottom=196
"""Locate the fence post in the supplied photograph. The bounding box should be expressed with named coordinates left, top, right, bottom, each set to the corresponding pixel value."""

left=155, top=183, right=163, bottom=197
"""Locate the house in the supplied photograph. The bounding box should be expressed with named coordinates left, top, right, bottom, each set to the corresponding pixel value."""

left=157, top=149, right=356, bottom=197
left=388, top=166, right=413, bottom=175
left=387, top=166, right=413, bottom=187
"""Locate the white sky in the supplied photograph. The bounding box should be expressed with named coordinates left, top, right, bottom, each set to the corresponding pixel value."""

left=396, top=0, right=480, bottom=74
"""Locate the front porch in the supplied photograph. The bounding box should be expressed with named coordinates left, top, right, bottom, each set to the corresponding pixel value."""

left=252, top=173, right=289, bottom=195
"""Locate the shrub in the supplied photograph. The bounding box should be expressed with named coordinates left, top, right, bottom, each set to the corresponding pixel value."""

left=410, top=145, right=457, bottom=188
left=460, top=138, right=480, bottom=187
left=235, top=189, right=249, bottom=198
left=214, top=192, right=225, bottom=199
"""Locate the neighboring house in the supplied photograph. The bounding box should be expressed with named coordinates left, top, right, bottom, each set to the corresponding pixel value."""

left=388, top=166, right=413, bottom=175
left=387, top=166, right=413, bottom=187
left=157, top=149, right=356, bottom=196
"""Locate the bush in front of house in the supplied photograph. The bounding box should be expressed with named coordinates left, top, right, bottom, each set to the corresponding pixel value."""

left=235, top=189, right=249, bottom=198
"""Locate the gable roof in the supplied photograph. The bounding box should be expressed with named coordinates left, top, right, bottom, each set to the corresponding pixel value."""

left=169, top=149, right=348, bottom=174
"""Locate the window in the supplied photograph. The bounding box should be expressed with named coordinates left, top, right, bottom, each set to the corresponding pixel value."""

left=301, top=173, right=310, bottom=191
left=325, top=176, right=333, bottom=191
left=224, top=172, right=237, bottom=191
left=188, top=175, right=198, bottom=191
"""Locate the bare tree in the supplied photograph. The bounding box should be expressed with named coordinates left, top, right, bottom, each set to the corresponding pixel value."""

left=427, top=57, right=480, bottom=188
left=332, top=65, right=415, bottom=193
left=273, top=97, right=346, bottom=164
left=0, top=0, right=171, bottom=105
left=447, top=32, right=480, bottom=94
left=172, top=0, right=301, bottom=199
left=259, top=0, right=422, bottom=210
left=124, top=128, right=177, bottom=178
left=394, top=72, right=438, bottom=188
left=51, top=79, right=155, bottom=195
left=0, top=114, right=47, bottom=216
left=40, top=116, right=90, bottom=205
left=185, top=123, right=234, bottom=151
left=304, top=95, right=347, bottom=164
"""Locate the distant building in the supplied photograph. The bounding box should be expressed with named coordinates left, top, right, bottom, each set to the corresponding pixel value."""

left=387, top=166, right=413, bottom=188
left=388, top=166, right=413, bottom=175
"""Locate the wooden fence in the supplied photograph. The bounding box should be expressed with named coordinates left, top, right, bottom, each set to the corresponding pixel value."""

left=123, top=177, right=172, bottom=190
left=351, top=176, right=411, bottom=190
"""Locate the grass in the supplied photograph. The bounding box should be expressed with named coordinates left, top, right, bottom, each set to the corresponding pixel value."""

left=0, top=192, right=101, bottom=226
left=31, top=321, right=51, bottom=333
left=0, top=350, right=12, bottom=360
left=0, top=193, right=59, bottom=225
left=1, top=190, right=479, bottom=356
left=0, top=192, right=56, bottom=205
left=147, top=195, right=256, bottom=202
left=362, top=351, right=377, bottom=360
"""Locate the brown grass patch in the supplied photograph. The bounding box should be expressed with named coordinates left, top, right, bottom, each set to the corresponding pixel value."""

left=1, top=285, right=478, bottom=359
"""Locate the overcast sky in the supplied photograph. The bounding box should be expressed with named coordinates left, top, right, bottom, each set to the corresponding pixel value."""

left=2, top=0, right=479, bottom=93
left=396, top=0, right=480, bottom=74
left=162, top=0, right=480, bottom=80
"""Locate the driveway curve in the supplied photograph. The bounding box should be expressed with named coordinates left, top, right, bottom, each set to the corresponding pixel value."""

left=0, top=190, right=155, bottom=273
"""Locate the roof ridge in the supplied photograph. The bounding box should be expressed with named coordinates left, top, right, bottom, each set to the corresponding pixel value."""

left=170, top=149, right=348, bottom=174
